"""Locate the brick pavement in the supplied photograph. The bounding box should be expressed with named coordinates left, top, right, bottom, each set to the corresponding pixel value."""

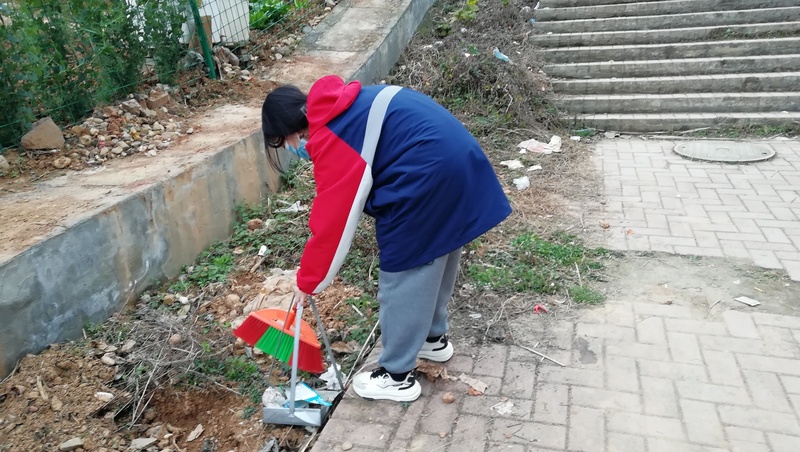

left=588, top=139, right=800, bottom=281
left=311, top=302, right=800, bottom=451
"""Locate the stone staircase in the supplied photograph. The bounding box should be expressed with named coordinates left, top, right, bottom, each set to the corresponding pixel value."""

left=532, top=0, right=800, bottom=132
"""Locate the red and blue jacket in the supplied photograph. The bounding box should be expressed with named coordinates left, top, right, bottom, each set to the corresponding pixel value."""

left=297, top=75, right=512, bottom=294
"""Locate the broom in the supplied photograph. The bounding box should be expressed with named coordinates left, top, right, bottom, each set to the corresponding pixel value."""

left=234, top=301, right=325, bottom=373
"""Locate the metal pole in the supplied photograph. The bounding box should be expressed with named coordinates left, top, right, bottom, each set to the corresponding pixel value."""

left=187, top=0, right=216, bottom=79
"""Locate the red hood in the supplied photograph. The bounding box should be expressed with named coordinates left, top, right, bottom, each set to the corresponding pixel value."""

left=306, top=75, right=361, bottom=137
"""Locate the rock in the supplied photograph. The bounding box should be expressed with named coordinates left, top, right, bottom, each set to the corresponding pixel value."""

left=442, top=392, right=456, bottom=403
left=99, top=147, right=109, bottom=156
left=100, top=353, right=116, bottom=366
left=130, top=438, right=157, bottom=450
left=226, top=294, right=241, bottom=305
left=144, top=408, right=157, bottom=422
left=72, top=125, right=88, bottom=136
left=161, top=132, right=176, bottom=141
left=117, top=141, right=129, bottom=150
left=178, top=296, right=189, bottom=305
left=341, top=442, right=353, bottom=451
left=146, top=92, right=170, bottom=110
left=120, top=99, right=143, bottom=115
left=21, top=117, right=65, bottom=150
left=141, top=108, right=158, bottom=118
left=94, top=391, right=114, bottom=402
left=163, top=294, right=176, bottom=305
left=50, top=396, right=63, bottom=411
left=52, top=157, right=71, bottom=169
left=274, top=53, right=283, bottom=60
left=247, top=218, right=264, bottom=230
left=187, top=424, right=204, bottom=442
left=102, top=106, right=121, bottom=117
left=111, top=147, right=124, bottom=155
left=90, top=127, right=100, bottom=136
left=186, top=127, right=194, bottom=134
left=0, top=155, right=9, bottom=174
left=118, top=340, right=135, bottom=356
left=106, top=122, right=120, bottom=134
left=146, top=150, right=158, bottom=157
left=168, top=334, right=182, bottom=346
left=152, top=122, right=165, bottom=132
left=59, top=437, right=84, bottom=451
left=79, top=135, right=93, bottom=146
left=165, top=122, right=177, bottom=132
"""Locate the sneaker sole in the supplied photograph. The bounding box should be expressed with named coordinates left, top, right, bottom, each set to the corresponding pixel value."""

left=353, top=384, right=422, bottom=402
left=417, top=343, right=454, bottom=362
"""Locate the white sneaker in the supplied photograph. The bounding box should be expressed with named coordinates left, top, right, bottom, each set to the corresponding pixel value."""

left=417, top=335, right=454, bottom=362
left=352, top=367, right=421, bottom=402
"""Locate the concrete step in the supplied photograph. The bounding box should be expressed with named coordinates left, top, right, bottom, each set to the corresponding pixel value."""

left=532, top=7, right=800, bottom=33
left=540, top=0, right=668, bottom=7
left=571, top=112, right=800, bottom=132
left=560, top=92, right=800, bottom=114
left=534, top=0, right=798, bottom=21
left=553, top=72, right=800, bottom=95
left=531, top=21, right=800, bottom=47
left=539, top=37, right=800, bottom=64
left=545, top=54, right=800, bottom=79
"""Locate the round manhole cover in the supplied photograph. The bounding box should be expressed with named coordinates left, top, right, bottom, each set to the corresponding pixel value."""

left=673, top=141, right=775, bottom=163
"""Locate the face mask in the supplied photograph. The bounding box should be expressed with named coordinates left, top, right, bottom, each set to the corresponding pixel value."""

left=286, top=137, right=310, bottom=160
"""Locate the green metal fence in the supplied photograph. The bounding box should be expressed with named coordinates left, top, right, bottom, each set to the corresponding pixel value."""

left=0, top=0, right=318, bottom=151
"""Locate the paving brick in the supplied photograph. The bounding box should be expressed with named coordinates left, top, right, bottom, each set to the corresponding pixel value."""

left=491, top=419, right=566, bottom=450
left=647, top=438, right=728, bottom=452
left=638, top=358, right=708, bottom=382
left=608, top=412, right=685, bottom=440
left=315, top=418, right=395, bottom=449
left=663, top=318, right=729, bottom=336
left=676, top=380, right=750, bottom=406
left=666, top=331, right=703, bottom=365
left=607, top=433, right=646, bottom=452
left=404, top=434, right=451, bottom=451
left=782, top=376, right=800, bottom=394
left=701, top=335, right=795, bottom=358
left=726, top=426, right=767, bottom=444
left=568, top=406, right=604, bottom=452
left=447, top=415, right=487, bottom=452
left=633, top=302, right=692, bottom=318
left=533, top=383, right=568, bottom=424
left=641, top=376, right=679, bottom=418
left=731, top=441, right=771, bottom=452
left=446, top=354, right=474, bottom=374
left=722, top=310, right=761, bottom=339
left=636, top=316, right=666, bottom=344
left=606, top=342, right=670, bottom=361
left=737, top=354, right=800, bottom=376
left=752, top=313, right=800, bottom=329
left=462, top=396, right=532, bottom=421
left=768, top=433, right=800, bottom=452
left=419, top=397, right=461, bottom=436
left=575, top=322, right=635, bottom=343
left=549, top=320, right=575, bottom=350
left=680, top=399, right=726, bottom=446
left=502, top=361, right=536, bottom=400
left=392, top=395, right=427, bottom=440
left=758, top=325, right=800, bottom=358
left=603, top=302, right=635, bottom=328
left=335, top=398, right=405, bottom=423
left=538, top=366, right=603, bottom=388
left=744, top=369, right=793, bottom=413
left=606, top=356, right=640, bottom=393
left=571, top=386, right=641, bottom=412
left=474, top=344, right=507, bottom=378
left=719, top=405, right=800, bottom=435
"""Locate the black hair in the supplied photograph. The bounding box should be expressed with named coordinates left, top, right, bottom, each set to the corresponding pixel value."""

left=261, top=85, right=309, bottom=171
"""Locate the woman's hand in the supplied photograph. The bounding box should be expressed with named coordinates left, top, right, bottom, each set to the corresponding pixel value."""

left=294, top=288, right=309, bottom=307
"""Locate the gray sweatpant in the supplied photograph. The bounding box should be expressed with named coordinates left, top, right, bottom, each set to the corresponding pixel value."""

left=377, top=247, right=462, bottom=373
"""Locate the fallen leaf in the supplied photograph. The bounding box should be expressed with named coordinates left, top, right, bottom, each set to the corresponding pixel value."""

left=187, top=424, right=204, bottom=442
left=626, top=229, right=634, bottom=236
left=459, top=374, right=488, bottom=395
left=439, top=432, right=447, bottom=439
left=442, top=392, right=456, bottom=404
left=503, top=432, right=513, bottom=439
left=417, top=361, right=449, bottom=382
left=599, top=220, right=610, bottom=229
left=467, top=386, right=484, bottom=396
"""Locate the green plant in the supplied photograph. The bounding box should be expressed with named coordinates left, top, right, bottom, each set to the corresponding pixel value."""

left=249, top=0, right=292, bottom=30
left=568, top=286, right=604, bottom=304
left=141, top=0, right=187, bottom=85
left=453, top=0, right=478, bottom=22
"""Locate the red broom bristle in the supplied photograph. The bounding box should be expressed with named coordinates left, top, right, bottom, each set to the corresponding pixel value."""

left=291, top=341, right=325, bottom=374
left=233, top=315, right=270, bottom=345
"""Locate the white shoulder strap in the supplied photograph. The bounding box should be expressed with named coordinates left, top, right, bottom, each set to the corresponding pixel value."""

left=361, top=85, right=402, bottom=166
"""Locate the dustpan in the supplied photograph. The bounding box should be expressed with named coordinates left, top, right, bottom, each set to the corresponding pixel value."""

left=262, top=295, right=344, bottom=427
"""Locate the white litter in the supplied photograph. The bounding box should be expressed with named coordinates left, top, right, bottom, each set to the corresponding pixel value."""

left=458, top=374, right=488, bottom=394
left=491, top=400, right=515, bottom=415
left=276, top=201, right=308, bottom=213
left=518, top=135, right=561, bottom=154
left=513, top=176, right=530, bottom=190
left=734, top=296, right=761, bottom=307
left=528, top=165, right=542, bottom=172
left=500, top=159, right=524, bottom=170
left=570, top=136, right=581, bottom=141
left=319, top=363, right=343, bottom=390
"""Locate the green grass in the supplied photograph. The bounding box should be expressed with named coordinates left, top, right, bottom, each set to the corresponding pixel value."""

left=467, top=231, right=608, bottom=303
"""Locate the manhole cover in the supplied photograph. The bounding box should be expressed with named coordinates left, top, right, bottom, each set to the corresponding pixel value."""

left=673, top=141, right=775, bottom=163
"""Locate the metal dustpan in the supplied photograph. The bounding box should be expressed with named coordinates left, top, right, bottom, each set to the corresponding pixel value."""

left=262, top=296, right=344, bottom=427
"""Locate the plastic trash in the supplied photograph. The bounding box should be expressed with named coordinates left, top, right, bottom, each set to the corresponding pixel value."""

left=500, top=159, right=524, bottom=170
left=513, top=176, right=530, bottom=191
left=518, top=135, right=562, bottom=154
left=492, top=47, right=511, bottom=63
left=284, top=383, right=332, bottom=408
left=262, top=387, right=287, bottom=408
left=319, top=363, right=342, bottom=390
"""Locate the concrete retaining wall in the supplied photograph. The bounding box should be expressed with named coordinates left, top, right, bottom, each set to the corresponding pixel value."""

left=0, top=0, right=435, bottom=377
